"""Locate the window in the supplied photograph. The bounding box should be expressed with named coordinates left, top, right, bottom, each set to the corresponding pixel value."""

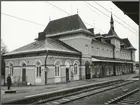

left=37, top=66, right=41, bottom=77
left=54, top=59, right=62, bottom=77
left=74, top=63, right=78, bottom=74
left=35, top=61, right=41, bottom=77
left=85, top=45, right=88, bottom=54
left=97, top=48, right=99, bottom=56
left=9, top=63, right=13, bottom=76
left=55, top=65, right=60, bottom=76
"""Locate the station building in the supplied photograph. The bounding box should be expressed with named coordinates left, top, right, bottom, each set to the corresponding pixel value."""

left=4, top=14, right=136, bottom=85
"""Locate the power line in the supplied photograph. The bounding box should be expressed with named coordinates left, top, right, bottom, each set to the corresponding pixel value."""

left=85, top=1, right=137, bottom=35
left=83, top=2, right=109, bottom=33
left=46, top=1, right=70, bottom=15
left=2, top=12, right=45, bottom=27
left=83, top=20, right=105, bottom=33
left=84, top=2, right=107, bottom=21
left=46, top=1, right=105, bottom=34
left=93, top=1, right=137, bottom=32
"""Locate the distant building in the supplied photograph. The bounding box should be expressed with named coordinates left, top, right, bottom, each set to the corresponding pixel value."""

left=4, top=14, right=136, bottom=85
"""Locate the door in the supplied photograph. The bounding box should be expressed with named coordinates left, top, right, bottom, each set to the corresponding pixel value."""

left=22, top=68, right=26, bottom=82
left=45, top=72, right=47, bottom=85
left=85, top=61, right=90, bottom=79
left=66, top=68, right=69, bottom=82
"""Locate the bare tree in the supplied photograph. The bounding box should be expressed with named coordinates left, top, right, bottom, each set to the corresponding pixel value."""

left=1, top=39, right=8, bottom=85
left=1, top=39, right=8, bottom=55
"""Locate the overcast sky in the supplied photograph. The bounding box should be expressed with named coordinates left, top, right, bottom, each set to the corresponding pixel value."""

left=1, top=1, right=139, bottom=61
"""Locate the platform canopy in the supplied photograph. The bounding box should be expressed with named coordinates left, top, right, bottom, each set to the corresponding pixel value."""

left=92, top=56, right=134, bottom=64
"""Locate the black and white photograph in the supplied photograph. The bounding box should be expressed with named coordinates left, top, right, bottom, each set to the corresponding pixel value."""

left=1, top=1, right=139, bottom=105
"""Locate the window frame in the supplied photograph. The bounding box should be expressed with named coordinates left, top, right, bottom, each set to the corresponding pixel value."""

left=55, top=65, right=60, bottom=77
left=36, top=62, right=42, bottom=77
left=74, top=63, right=78, bottom=74
left=9, top=63, right=14, bottom=76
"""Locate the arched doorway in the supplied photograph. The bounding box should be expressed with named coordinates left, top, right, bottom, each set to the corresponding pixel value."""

left=85, top=61, right=90, bottom=79
left=21, top=63, right=26, bottom=83
left=65, top=60, right=71, bottom=82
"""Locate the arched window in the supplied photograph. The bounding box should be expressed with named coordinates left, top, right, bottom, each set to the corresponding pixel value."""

left=55, top=65, right=60, bottom=76
left=54, top=60, right=62, bottom=77
left=9, top=63, right=13, bottom=76
left=35, top=61, right=41, bottom=77
left=73, top=60, right=79, bottom=75
left=74, top=63, right=78, bottom=74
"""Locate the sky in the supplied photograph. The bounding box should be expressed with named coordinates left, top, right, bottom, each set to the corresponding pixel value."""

left=1, top=1, right=139, bottom=61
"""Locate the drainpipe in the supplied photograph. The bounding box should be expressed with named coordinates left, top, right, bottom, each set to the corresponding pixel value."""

left=131, top=50, right=133, bottom=61
left=44, top=50, right=49, bottom=85
left=79, top=55, right=82, bottom=80
left=113, top=46, right=116, bottom=76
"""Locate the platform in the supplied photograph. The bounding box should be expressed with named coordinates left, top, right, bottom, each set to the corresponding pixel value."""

left=1, top=73, right=138, bottom=104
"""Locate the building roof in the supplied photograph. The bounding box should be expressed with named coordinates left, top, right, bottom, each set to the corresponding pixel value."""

left=43, top=14, right=88, bottom=36
left=108, top=28, right=118, bottom=36
left=121, top=38, right=136, bottom=50
left=4, top=38, right=81, bottom=56
left=105, top=14, right=121, bottom=40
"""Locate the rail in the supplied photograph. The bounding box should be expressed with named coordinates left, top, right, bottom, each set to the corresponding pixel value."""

left=2, top=80, right=137, bottom=104
left=105, top=88, right=139, bottom=104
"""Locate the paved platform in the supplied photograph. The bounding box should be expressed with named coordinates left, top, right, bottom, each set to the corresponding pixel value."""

left=1, top=73, right=138, bottom=104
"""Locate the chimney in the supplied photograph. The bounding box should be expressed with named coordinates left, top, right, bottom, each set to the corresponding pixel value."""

left=38, top=32, right=46, bottom=40
left=88, top=28, right=94, bottom=34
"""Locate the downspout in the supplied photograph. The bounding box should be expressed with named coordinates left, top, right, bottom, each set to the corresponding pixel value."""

left=44, top=50, right=49, bottom=85
left=130, top=50, right=133, bottom=72
left=131, top=50, right=133, bottom=61
left=113, top=46, right=116, bottom=76
left=131, top=50, right=134, bottom=73
left=79, top=54, right=82, bottom=80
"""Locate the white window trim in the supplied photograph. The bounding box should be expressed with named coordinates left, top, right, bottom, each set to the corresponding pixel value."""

left=34, top=60, right=42, bottom=78
left=54, top=59, right=62, bottom=77
left=55, top=65, right=60, bottom=77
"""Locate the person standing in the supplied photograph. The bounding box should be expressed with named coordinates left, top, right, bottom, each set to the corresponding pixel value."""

left=7, top=74, right=12, bottom=90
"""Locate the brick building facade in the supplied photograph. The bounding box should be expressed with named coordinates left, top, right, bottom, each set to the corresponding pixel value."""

left=4, top=14, right=136, bottom=85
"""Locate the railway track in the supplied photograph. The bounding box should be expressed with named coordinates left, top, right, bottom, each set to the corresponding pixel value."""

left=37, top=80, right=137, bottom=105
left=105, top=88, right=139, bottom=104
left=3, top=80, right=137, bottom=105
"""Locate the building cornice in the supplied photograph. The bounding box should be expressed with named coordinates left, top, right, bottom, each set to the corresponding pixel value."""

left=45, top=28, right=94, bottom=38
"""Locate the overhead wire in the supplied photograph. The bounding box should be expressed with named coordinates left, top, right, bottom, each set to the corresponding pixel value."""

left=84, top=2, right=108, bottom=33
left=2, top=2, right=136, bottom=35
left=46, top=1, right=105, bottom=34
left=85, top=1, right=137, bottom=35
left=46, top=1, right=70, bottom=15
left=93, top=1, right=137, bottom=32
left=1, top=12, right=46, bottom=27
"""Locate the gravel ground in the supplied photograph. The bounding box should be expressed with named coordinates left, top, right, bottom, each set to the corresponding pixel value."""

left=62, top=80, right=139, bottom=105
